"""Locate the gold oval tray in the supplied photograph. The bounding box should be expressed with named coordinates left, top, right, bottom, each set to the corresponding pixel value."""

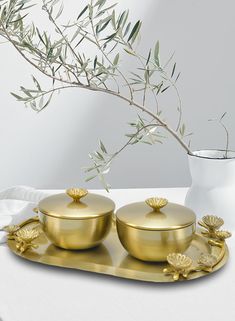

left=6, top=217, right=229, bottom=283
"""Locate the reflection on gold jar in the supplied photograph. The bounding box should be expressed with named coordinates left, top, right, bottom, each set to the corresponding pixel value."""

left=39, top=212, right=112, bottom=250
left=116, top=219, right=196, bottom=262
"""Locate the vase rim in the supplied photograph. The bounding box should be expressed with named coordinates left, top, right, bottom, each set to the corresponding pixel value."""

left=188, top=149, right=235, bottom=160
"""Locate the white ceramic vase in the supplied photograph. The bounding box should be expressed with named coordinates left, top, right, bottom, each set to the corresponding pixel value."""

left=185, top=149, right=235, bottom=229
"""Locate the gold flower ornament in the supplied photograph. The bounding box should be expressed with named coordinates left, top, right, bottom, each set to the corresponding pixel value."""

left=163, top=253, right=193, bottom=281
left=15, top=228, right=40, bottom=254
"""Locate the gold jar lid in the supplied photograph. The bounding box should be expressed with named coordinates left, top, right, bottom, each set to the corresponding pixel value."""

left=116, top=197, right=196, bottom=231
left=38, top=188, right=115, bottom=220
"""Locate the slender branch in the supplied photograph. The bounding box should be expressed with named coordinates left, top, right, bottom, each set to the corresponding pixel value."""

left=0, top=4, right=192, bottom=155
left=221, top=123, right=229, bottom=158
left=209, top=113, right=230, bottom=158
left=76, top=84, right=192, bottom=154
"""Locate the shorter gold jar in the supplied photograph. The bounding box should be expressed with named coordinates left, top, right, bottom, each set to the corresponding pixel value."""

left=116, top=197, right=196, bottom=262
left=38, top=188, right=115, bottom=250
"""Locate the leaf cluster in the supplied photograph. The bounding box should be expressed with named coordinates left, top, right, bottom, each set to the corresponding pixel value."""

left=0, top=0, right=192, bottom=189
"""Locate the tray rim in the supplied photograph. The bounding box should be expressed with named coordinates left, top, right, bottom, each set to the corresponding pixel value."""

left=6, top=216, right=230, bottom=283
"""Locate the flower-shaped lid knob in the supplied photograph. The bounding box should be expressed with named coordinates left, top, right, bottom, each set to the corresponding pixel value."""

left=66, top=188, right=88, bottom=202
left=145, top=197, right=168, bottom=211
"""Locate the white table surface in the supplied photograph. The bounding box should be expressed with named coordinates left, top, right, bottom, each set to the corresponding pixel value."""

left=0, top=188, right=234, bottom=321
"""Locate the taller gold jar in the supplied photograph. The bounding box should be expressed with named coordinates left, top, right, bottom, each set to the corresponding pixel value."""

left=116, top=197, right=196, bottom=262
left=38, top=188, right=115, bottom=250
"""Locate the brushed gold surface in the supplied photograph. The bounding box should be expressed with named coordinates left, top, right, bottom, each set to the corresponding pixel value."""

left=38, top=192, right=115, bottom=219
left=7, top=218, right=229, bottom=283
left=116, top=201, right=196, bottom=230
left=37, top=190, right=115, bottom=249
left=39, top=212, right=112, bottom=250
left=116, top=199, right=196, bottom=261
left=116, top=219, right=195, bottom=261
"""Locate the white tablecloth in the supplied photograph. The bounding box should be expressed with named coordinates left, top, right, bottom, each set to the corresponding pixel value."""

left=0, top=188, right=234, bottom=321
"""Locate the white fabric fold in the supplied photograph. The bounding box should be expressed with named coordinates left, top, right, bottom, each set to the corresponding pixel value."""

left=0, top=186, right=51, bottom=243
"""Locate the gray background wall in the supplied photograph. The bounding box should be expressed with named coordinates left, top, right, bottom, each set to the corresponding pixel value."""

left=0, top=0, right=234, bottom=190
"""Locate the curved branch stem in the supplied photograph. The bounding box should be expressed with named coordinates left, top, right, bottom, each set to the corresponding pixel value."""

left=0, top=10, right=192, bottom=155
left=79, top=85, right=192, bottom=154
left=220, top=122, right=229, bottom=158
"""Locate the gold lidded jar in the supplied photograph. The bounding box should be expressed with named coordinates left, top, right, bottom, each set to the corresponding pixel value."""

left=116, top=197, right=196, bottom=262
left=38, top=188, right=115, bottom=250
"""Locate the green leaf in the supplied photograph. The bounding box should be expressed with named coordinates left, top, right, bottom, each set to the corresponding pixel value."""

left=144, top=68, right=150, bottom=83
left=117, top=11, right=125, bottom=28
left=39, top=93, right=53, bottom=112
left=130, top=72, right=143, bottom=80
left=20, top=86, right=33, bottom=97
left=70, top=27, right=80, bottom=42
left=171, top=62, right=176, bottom=78
left=85, top=175, right=97, bottom=182
left=10, top=92, right=24, bottom=101
left=113, top=53, right=119, bottom=66
left=175, top=72, right=181, bottom=82
left=94, top=55, right=97, bottom=70
left=95, top=0, right=106, bottom=8
left=161, top=85, right=170, bottom=93
left=31, top=76, right=41, bottom=91
left=39, top=96, right=44, bottom=110
left=36, top=28, right=46, bottom=45
left=9, top=13, right=28, bottom=24
left=127, top=20, right=141, bottom=43
left=154, top=41, right=160, bottom=67
left=124, top=22, right=131, bottom=37
left=155, top=82, right=163, bottom=95
left=99, top=140, right=107, bottom=153
left=96, top=151, right=104, bottom=160
left=179, top=124, right=186, bottom=136
left=122, top=10, right=129, bottom=28
left=55, top=3, right=63, bottom=20
left=146, top=49, right=151, bottom=66
left=88, top=4, right=93, bottom=18
left=74, top=33, right=87, bottom=48
left=77, top=5, right=88, bottom=20
left=96, top=3, right=117, bottom=17
left=123, top=47, right=136, bottom=56
left=111, top=10, right=116, bottom=28
left=220, top=112, right=227, bottom=120
left=103, top=31, right=117, bottom=42
left=96, top=18, right=111, bottom=34
left=52, top=0, right=61, bottom=6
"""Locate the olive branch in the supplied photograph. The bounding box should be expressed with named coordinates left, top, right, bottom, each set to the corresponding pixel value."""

left=0, top=0, right=195, bottom=189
